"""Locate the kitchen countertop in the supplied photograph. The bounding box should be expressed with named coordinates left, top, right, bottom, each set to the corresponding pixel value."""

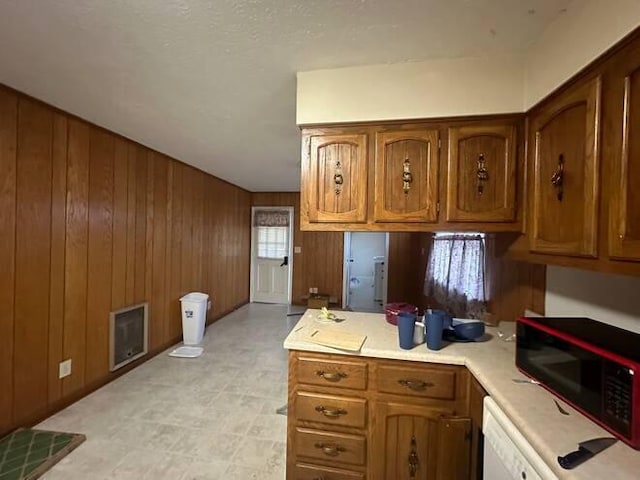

left=283, top=309, right=640, bottom=480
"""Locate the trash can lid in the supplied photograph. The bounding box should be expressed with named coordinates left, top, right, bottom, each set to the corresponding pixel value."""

left=180, top=292, right=209, bottom=302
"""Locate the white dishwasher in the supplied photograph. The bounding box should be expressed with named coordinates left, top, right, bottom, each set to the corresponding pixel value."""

left=483, top=396, right=559, bottom=480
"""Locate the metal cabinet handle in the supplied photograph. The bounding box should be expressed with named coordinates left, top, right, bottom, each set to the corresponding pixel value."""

left=402, top=158, right=413, bottom=193
left=408, top=435, right=419, bottom=478
left=477, top=153, right=489, bottom=195
left=314, top=442, right=346, bottom=457
left=334, top=160, right=344, bottom=194
left=315, top=405, right=347, bottom=417
left=551, top=153, right=564, bottom=201
left=398, top=378, right=434, bottom=391
left=315, top=370, right=347, bottom=382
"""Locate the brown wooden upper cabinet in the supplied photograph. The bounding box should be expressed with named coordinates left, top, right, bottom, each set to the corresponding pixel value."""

left=610, top=64, right=640, bottom=261
left=446, top=124, right=517, bottom=223
left=373, top=130, right=439, bottom=223
left=528, top=76, right=601, bottom=257
left=303, top=133, right=368, bottom=223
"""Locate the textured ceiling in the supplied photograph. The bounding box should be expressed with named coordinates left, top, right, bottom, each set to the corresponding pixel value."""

left=0, top=0, right=574, bottom=191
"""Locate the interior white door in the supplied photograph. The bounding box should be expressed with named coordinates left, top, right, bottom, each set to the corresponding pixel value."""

left=251, top=207, right=292, bottom=304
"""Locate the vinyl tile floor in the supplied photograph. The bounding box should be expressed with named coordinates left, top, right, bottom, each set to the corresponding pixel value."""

left=38, top=303, right=301, bottom=480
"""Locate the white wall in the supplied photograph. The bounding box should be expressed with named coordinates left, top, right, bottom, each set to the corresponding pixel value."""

left=525, top=0, right=640, bottom=107
left=297, top=0, right=640, bottom=124
left=545, top=266, right=640, bottom=333
left=296, top=56, right=525, bottom=124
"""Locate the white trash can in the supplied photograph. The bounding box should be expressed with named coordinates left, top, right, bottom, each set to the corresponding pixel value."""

left=180, top=292, right=209, bottom=345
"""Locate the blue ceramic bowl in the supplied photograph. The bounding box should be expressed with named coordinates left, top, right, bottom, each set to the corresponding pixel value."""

left=452, top=321, right=485, bottom=341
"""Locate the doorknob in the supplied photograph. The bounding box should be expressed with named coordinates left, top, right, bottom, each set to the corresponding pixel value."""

left=280, top=256, right=288, bottom=267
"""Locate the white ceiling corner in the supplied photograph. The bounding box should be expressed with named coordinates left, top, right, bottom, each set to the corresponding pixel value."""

left=0, top=0, right=574, bottom=191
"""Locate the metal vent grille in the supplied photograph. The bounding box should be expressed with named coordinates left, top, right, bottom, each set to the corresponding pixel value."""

left=109, top=303, right=148, bottom=371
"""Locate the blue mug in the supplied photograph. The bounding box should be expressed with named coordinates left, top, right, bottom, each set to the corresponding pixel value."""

left=425, top=311, right=445, bottom=350
left=397, top=312, right=417, bottom=350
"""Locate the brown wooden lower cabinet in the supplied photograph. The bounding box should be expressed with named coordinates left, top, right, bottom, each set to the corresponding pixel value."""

left=370, top=402, right=471, bottom=480
left=287, top=351, right=475, bottom=480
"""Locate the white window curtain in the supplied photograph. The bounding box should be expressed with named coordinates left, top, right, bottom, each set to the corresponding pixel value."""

left=423, top=233, right=487, bottom=319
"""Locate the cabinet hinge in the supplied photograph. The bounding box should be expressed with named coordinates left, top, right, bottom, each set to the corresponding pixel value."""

left=438, top=138, right=442, bottom=150
left=436, top=202, right=440, bottom=213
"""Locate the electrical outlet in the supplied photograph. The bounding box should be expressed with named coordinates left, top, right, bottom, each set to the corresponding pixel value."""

left=207, top=300, right=212, bottom=311
left=59, top=359, right=72, bottom=379
left=309, top=287, right=313, bottom=294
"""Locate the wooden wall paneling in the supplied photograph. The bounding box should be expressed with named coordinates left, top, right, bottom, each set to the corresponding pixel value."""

left=387, top=233, right=423, bottom=305
left=209, top=178, right=222, bottom=317
left=0, top=88, right=17, bottom=433
left=202, top=175, right=212, bottom=321
left=13, top=98, right=53, bottom=423
left=48, top=113, right=67, bottom=406
left=144, top=150, right=154, bottom=339
left=133, top=146, right=148, bottom=303
left=125, top=143, right=137, bottom=305
left=168, top=162, right=183, bottom=338
left=63, top=119, right=90, bottom=397
left=193, top=170, right=205, bottom=295
left=150, top=153, right=168, bottom=349
left=85, top=127, right=115, bottom=386
left=111, top=138, right=129, bottom=311
left=181, top=166, right=194, bottom=298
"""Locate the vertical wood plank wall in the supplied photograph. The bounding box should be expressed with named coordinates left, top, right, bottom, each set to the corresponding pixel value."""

left=0, top=86, right=251, bottom=436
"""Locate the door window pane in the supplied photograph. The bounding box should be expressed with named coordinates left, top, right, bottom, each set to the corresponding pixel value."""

left=257, top=226, right=288, bottom=259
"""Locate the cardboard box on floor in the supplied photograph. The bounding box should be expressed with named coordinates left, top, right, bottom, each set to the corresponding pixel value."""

left=307, top=294, right=330, bottom=309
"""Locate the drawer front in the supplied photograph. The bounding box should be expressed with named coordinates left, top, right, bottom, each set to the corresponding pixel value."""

left=376, top=364, right=456, bottom=400
left=296, top=428, right=366, bottom=466
left=297, top=356, right=368, bottom=390
left=295, top=463, right=365, bottom=480
left=296, top=392, right=367, bottom=428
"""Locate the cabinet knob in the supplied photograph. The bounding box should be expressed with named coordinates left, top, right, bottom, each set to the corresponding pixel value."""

left=551, top=153, right=565, bottom=201
left=408, top=435, right=419, bottom=478
left=477, top=153, right=489, bottom=195
left=402, top=158, right=413, bottom=193
left=315, top=405, right=347, bottom=417
left=398, top=378, right=434, bottom=391
left=314, top=442, right=346, bottom=457
left=315, top=370, right=348, bottom=382
left=334, top=160, right=344, bottom=194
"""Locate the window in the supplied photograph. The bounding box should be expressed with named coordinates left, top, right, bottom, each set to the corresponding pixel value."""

left=257, top=226, right=289, bottom=259
left=253, top=209, right=290, bottom=260
left=424, top=232, right=487, bottom=318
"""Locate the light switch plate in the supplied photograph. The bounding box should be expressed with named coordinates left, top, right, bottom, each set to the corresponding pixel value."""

left=294, top=246, right=302, bottom=253
left=59, top=359, right=72, bottom=379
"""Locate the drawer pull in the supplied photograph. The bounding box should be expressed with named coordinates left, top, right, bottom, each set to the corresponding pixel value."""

left=315, top=370, right=348, bottom=382
left=315, top=405, right=347, bottom=417
left=398, top=379, right=434, bottom=391
left=314, top=442, right=346, bottom=457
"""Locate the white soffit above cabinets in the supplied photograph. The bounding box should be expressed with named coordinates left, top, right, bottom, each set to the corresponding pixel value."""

left=0, top=0, right=591, bottom=191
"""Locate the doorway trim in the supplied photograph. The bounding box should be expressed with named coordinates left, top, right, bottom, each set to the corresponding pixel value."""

left=249, top=206, right=294, bottom=304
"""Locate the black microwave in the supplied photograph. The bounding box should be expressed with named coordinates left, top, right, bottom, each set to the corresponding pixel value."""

left=516, top=317, right=640, bottom=449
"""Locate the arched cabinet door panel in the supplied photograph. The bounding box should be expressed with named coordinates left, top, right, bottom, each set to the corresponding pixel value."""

left=446, top=124, right=517, bottom=222
left=374, top=130, right=439, bottom=223
left=529, top=76, right=601, bottom=257
left=303, top=133, right=368, bottom=224
left=610, top=66, right=640, bottom=261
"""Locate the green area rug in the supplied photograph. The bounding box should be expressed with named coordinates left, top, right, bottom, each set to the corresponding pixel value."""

left=0, top=429, right=85, bottom=480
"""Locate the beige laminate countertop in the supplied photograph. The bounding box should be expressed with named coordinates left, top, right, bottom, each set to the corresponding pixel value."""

left=283, top=309, right=640, bottom=480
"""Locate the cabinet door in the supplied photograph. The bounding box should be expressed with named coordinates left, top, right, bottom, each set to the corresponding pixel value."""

left=446, top=124, right=517, bottom=222
left=529, top=76, right=601, bottom=257
left=374, top=130, right=439, bottom=223
left=370, top=402, right=471, bottom=480
left=304, top=133, right=367, bottom=223
left=610, top=67, right=640, bottom=260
